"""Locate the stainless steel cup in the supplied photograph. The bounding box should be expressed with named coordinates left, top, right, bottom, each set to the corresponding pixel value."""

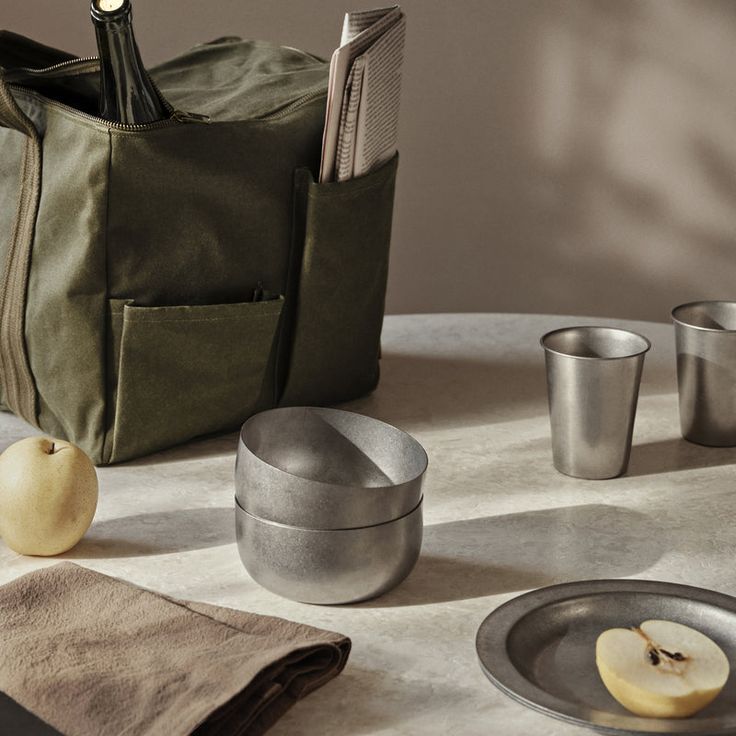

left=540, top=326, right=651, bottom=479
left=672, top=301, right=736, bottom=446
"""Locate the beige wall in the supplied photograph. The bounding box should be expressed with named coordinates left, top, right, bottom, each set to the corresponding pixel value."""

left=5, top=0, right=736, bottom=321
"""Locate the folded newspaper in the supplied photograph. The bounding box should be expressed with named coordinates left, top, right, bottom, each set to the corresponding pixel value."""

left=319, top=5, right=406, bottom=183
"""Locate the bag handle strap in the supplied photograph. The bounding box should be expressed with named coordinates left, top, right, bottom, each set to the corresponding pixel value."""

left=0, top=69, right=39, bottom=138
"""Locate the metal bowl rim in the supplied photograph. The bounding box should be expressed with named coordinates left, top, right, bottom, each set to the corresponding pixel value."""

left=238, top=406, right=429, bottom=492
left=235, top=494, right=423, bottom=532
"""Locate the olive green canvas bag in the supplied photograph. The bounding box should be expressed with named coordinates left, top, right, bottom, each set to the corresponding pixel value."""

left=0, top=31, right=398, bottom=464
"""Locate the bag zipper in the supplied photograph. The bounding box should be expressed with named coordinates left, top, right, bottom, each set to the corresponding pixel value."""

left=258, top=86, right=326, bottom=121
left=9, top=55, right=324, bottom=125
left=0, top=78, right=41, bottom=423
left=9, top=56, right=101, bottom=79
left=7, top=56, right=211, bottom=129
left=0, top=136, right=40, bottom=423
left=9, top=84, right=211, bottom=130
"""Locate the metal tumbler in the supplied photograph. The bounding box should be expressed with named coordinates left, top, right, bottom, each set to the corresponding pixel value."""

left=672, top=301, right=736, bottom=446
left=541, top=326, right=651, bottom=479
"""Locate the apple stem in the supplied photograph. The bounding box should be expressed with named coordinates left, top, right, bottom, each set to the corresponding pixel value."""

left=47, top=442, right=55, bottom=455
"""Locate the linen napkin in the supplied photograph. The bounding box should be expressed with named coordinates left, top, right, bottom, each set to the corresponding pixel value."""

left=0, top=563, right=351, bottom=736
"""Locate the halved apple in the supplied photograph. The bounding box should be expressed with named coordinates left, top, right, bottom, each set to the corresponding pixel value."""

left=596, top=620, right=729, bottom=718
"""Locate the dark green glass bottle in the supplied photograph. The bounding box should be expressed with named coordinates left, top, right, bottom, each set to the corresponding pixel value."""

left=90, top=0, right=167, bottom=124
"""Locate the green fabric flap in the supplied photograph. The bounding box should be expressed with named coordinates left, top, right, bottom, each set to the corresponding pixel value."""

left=151, top=39, right=328, bottom=122
left=280, top=154, right=398, bottom=407
left=108, top=297, right=284, bottom=464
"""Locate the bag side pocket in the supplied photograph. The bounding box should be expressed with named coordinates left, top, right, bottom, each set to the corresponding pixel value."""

left=280, top=154, right=398, bottom=406
left=105, top=296, right=283, bottom=464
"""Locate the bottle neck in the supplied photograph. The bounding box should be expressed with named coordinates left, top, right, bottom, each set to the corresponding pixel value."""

left=90, top=0, right=131, bottom=24
left=91, top=0, right=166, bottom=124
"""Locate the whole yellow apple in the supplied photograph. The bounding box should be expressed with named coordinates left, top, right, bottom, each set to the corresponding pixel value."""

left=0, top=437, right=98, bottom=556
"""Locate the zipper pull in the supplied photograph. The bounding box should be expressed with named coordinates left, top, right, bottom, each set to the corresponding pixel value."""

left=173, top=110, right=211, bottom=124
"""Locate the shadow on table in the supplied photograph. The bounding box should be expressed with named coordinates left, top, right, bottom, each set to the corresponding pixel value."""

left=349, top=351, right=675, bottom=428
left=119, top=431, right=240, bottom=466
left=0, top=692, right=61, bottom=736
left=627, top=437, right=736, bottom=477
left=59, top=507, right=234, bottom=559
left=349, top=353, right=550, bottom=425
left=269, top=664, right=469, bottom=736
left=354, top=504, right=665, bottom=608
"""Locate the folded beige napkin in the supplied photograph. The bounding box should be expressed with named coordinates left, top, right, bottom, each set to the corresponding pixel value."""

left=0, top=563, right=350, bottom=736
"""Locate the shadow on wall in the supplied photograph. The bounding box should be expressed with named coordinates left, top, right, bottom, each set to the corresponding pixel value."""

left=1, top=0, right=734, bottom=321
left=387, top=0, right=736, bottom=321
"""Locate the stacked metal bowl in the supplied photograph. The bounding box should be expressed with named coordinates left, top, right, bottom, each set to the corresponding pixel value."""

left=235, top=407, right=427, bottom=604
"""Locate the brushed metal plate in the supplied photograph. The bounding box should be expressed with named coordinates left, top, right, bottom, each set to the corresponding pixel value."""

left=476, top=580, right=736, bottom=734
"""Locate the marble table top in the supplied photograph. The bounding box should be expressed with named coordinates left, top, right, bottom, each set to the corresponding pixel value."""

left=2, top=313, right=735, bottom=736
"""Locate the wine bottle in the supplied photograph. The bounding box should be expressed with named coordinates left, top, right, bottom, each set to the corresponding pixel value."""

left=90, top=0, right=168, bottom=124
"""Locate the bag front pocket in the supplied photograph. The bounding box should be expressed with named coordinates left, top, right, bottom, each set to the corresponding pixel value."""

left=280, top=154, right=398, bottom=406
left=105, top=297, right=284, bottom=464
